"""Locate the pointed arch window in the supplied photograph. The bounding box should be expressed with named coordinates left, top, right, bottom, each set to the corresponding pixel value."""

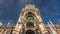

left=25, top=12, right=35, bottom=20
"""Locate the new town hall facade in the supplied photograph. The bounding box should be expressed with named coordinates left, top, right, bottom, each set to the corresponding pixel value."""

left=0, top=4, right=60, bottom=34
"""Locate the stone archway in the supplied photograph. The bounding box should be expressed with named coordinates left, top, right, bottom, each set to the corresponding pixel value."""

left=26, top=30, right=35, bottom=34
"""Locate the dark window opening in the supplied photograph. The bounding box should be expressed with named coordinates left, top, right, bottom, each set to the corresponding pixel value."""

left=28, top=12, right=32, bottom=14
left=26, top=22, right=34, bottom=27
left=26, top=30, right=35, bottom=34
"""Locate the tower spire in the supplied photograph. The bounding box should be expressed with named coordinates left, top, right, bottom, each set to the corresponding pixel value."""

left=49, top=20, right=54, bottom=27
left=48, top=22, right=59, bottom=34
left=7, top=21, right=10, bottom=27
left=0, top=20, right=2, bottom=26
left=49, top=20, right=53, bottom=24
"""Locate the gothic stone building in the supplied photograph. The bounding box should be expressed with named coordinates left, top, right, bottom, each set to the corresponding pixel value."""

left=0, top=4, right=60, bottom=34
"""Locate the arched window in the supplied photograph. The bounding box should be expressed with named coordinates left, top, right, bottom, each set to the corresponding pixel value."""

left=25, top=12, right=35, bottom=20
left=26, top=30, right=35, bottom=34
left=26, top=22, right=34, bottom=27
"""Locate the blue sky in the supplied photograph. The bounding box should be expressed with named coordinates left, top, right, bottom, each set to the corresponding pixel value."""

left=0, top=0, right=60, bottom=25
